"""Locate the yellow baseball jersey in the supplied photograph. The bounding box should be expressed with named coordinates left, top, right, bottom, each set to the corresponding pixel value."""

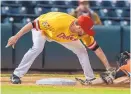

left=33, top=12, right=96, bottom=49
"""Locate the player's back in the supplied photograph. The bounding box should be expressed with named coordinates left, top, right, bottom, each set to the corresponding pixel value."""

left=36, top=12, right=79, bottom=42
left=38, top=12, right=76, bottom=30
left=120, top=59, right=130, bottom=76
left=38, top=12, right=75, bottom=24
left=120, top=60, right=130, bottom=71
left=39, top=12, right=72, bottom=19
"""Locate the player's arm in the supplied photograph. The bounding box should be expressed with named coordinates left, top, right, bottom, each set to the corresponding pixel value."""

left=6, top=22, right=33, bottom=48
left=93, top=46, right=111, bottom=70
left=81, top=35, right=111, bottom=70
left=15, top=22, right=33, bottom=39
left=13, top=17, right=40, bottom=39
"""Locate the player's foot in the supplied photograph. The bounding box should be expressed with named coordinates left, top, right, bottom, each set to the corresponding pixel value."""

left=75, top=78, right=95, bottom=85
left=10, top=74, right=21, bottom=84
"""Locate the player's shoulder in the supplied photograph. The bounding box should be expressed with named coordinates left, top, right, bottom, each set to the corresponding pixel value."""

left=38, top=12, right=76, bottom=22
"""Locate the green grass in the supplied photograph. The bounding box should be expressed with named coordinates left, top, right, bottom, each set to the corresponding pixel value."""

left=1, top=85, right=130, bottom=94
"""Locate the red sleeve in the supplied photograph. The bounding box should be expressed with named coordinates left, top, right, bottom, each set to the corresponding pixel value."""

left=88, top=40, right=97, bottom=49
left=32, top=19, right=40, bottom=31
left=88, top=40, right=99, bottom=51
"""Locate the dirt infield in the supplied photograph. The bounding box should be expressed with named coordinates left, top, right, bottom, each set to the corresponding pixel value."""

left=1, top=75, right=130, bottom=89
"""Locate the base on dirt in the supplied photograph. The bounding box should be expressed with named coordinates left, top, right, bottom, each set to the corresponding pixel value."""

left=36, top=78, right=76, bottom=85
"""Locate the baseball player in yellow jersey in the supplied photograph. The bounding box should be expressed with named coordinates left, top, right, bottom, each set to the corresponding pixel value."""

left=6, top=12, right=112, bottom=84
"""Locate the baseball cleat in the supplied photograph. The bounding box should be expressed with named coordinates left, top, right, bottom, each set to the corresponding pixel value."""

left=75, top=77, right=86, bottom=85
left=75, top=77, right=95, bottom=85
left=10, top=74, right=21, bottom=84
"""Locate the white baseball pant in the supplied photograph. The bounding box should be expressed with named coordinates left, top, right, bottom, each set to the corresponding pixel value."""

left=14, top=29, right=95, bottom=80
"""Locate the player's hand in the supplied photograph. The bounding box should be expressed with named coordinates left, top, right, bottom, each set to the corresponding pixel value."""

left=5, top=36, right=19, bottom=49
left=107, top=67, right=116, bottom=76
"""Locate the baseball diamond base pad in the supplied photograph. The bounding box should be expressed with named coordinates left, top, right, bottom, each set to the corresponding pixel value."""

left=36, top=78, right=76, bottom=85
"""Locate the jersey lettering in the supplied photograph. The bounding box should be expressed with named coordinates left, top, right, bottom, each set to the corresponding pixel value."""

left=57, top=33, right=77, bottom=41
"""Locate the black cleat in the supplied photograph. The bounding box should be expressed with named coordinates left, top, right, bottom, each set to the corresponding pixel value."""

left=10, top=74, right=21, bottom=84
left=75, top=77, right=96, bottom=85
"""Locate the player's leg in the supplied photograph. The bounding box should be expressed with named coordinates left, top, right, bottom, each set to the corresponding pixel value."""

left=114, top=76, right=129, bottom=84
left=57, top=40, right=95, bottom=80
left=13, top=29, right=46, bottom=78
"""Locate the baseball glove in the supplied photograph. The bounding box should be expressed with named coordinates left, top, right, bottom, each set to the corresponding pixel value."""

left=100, top=67, right=116, bottom=84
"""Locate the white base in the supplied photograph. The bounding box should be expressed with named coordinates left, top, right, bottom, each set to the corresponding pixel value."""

left=36, top=78, right=76, bottom=85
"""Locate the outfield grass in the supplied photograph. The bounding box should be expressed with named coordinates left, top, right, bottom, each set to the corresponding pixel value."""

left=1, top=85, right=130, bottom=94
